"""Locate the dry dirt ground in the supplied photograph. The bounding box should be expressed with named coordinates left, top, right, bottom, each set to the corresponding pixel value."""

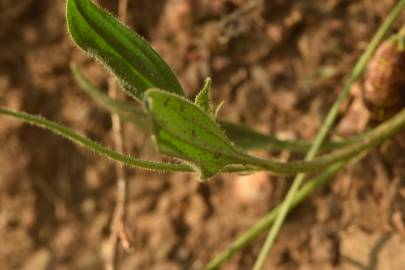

left=1, top=0, right=405, bottom=269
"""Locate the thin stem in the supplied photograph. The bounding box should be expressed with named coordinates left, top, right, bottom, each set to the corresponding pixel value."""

left=0, top=107, right=193, bottom=172
left=253, top=1, right=405, bottom=269
left=240, top=108, right=405, bottom=174
left=204, top=161, right=348, bottom=270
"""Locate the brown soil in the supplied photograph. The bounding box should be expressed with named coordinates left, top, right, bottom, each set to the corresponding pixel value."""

left=1, top=0, right=405, bottom=269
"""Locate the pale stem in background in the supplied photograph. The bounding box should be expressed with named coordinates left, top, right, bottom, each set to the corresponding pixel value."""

left=253, top=1, right=405, bottom=269
left=105, top=1, right=131, bottom=270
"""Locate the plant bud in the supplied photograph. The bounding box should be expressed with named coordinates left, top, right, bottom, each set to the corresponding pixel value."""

left=363, top=29, right=405, bottom=120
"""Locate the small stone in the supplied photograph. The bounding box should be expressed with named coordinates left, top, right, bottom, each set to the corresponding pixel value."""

left=232, top=172, right=272, bottom=204
left=21, top=249, right=51, bottom=270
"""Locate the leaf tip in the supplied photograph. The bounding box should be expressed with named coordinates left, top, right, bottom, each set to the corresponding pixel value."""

left=195, top=77, right=214, bottom=115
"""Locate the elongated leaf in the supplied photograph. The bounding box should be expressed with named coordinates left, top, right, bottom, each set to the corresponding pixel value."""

left=66, top=0, right=184, bottom=100
left=144, top=89, right=246, bottom=180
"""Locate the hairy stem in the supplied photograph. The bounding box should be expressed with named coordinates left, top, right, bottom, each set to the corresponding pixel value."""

left=242, top=107, right=405, bottom=173
left=1, top=107, right=405, bottom=175
left=0, top=107, right=192, bottom=172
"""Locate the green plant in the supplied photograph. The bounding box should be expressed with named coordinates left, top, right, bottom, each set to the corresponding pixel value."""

left=0, top=0, right=404, bottom=268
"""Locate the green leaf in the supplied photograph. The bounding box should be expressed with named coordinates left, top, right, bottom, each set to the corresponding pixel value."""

left=144, top=89, right=246, bottom=180
left=66, top=0, right=184, bottom=100
left=194, top=77, right=213, bottom=116
left=70, top=64, right=352, bottom=153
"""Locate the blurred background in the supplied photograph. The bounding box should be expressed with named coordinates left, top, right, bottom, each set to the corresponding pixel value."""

left=0, top=0, right=405, bottom=269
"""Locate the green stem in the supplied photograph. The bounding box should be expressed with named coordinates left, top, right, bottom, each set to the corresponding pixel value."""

left=253, top=1, right=405, bottom=269
left=0, top=107, right=192, bottom=172
left=1, top=106, right=405, bottom=175
left=240, top=108, right=405, bottom=174
left=204, top=161, right=347, bottom=270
